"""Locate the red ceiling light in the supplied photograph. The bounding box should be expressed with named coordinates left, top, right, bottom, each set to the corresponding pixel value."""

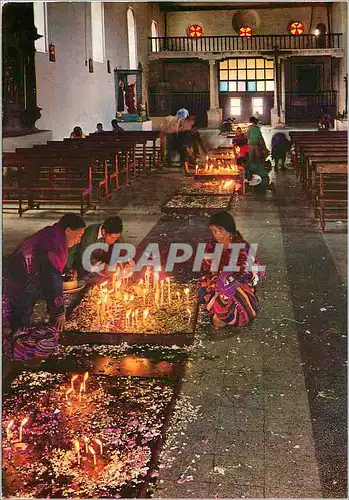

left=49, top=43, right=55, bottom=62
left=238, top=26, right=252, bottom=40
left=289, top=21, right=304, bottom=35
left=188, top=24, right=203, bottom=38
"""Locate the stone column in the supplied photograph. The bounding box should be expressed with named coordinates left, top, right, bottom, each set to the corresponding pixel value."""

left=280, top=58, right=286, bottom=124
left=270, top=57, right=282, bottom=127
left=207, top=59, right=222, bottom=128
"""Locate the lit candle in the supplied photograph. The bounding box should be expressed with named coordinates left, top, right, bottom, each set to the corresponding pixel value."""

left=153, top=271, right=159, bottom=290
left=131, top=309, right=135, bottom=328
left=143, top=308, right=149, bottom=322
left=71, top=374, right=78, bottom=390
left=79, top=383, right=84, bottom=403
left=187, top=308, right=192, bottom=324
left=18, top=417, right=29, bottom=442
left=97, top=299, right=102, bottom=325
left=145, top=268, right=151, bottom=291
left=176, top=291, right=181, bottom=303
left=160, top=280, right=164, bottom=307
left=65, top=388, right=74, bottom=401
left=154, top=287, right=160, bottom=309
left=89, top=445, right=97, bottom=466
left=124, top=292, right=129, bottom=302
left=143, top=288, right=146, bottom=305
left=6, top=419, right=14, bottom=441
left=166, top=277, right=171, bottom=305
left=94, top=438, right=103, bottom=455
left=83, top=436, right=89, bottom=453
left=112, top=271, right=116, bottom=290
left=74, top=440, right=81, bottom=465
left=135, top=309, right=139, bottom=328
left=183, top=287, right=190, bottom=304
left=129, top=294, right=134, bottom=302
left=125, top=308, right=132, bottom=328
left=83, top=372, right=89, bottom=392
left=139, top=278, right=144, bottom=288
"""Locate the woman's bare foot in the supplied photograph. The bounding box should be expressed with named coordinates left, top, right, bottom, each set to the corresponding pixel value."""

left=212, top=315, right=226, bottom=329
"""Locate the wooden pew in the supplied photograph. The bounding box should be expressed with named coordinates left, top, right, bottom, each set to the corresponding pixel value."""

left=3, top=153, right=92, bottom=216
left=316, top=163, right=347, bottom=231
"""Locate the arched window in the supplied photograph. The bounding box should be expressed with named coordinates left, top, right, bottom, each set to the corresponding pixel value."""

left=127, top=7, right=137, bottom=69
left=91, top=2, right=105, bottom=62
left=150, top=20, right=158, bottom=52
left=34, top=2, right=48, bottom=52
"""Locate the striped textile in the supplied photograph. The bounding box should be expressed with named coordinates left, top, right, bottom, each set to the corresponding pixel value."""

left=11, top=326, right=60, bottom=361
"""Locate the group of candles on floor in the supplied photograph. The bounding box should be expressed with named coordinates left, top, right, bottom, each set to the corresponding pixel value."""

left=5, top=371, right=102, bottom=468
left=94, top=267, right=193, bottom=330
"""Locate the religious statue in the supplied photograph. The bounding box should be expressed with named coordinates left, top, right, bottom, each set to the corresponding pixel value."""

left=117, top=79, right=125, bottom=112
left=4, top=65, right=18, bottom=104
left=125, top=83, right=137, bottom=114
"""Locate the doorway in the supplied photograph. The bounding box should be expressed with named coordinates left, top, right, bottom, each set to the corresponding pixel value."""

left=296, top=66, right=321, bottom=93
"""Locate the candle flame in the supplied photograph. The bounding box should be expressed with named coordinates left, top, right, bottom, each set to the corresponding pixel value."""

left=7, top=419, right=14, bottom=430
left=20, top=417, right=29, bottom=428
left=83, top=372, right=89, bottom=383
left=65, top=388, right=74, bottom=400
left=124, top=293, right=129, bottom=302
left=74, top=440, right=80, bottom=452
left=79, top=383, right=84, bottom=393
left=71, top=374, right=78, bottom=383
left=139, top=278, right=143, bottom=286
left=88, top=445, right=96, bottom=456
left=143, top=308, right=149, bottom=320
left=95, top=438, right=102, bottom=447
left=184, top=288, right=190, bottom=296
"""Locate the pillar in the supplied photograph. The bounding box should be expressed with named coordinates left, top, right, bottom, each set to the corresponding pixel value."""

left=270, top=57, right=283, bottom=127
left=280, top=58, right=286, bottom=124
left=207, top=59, right=222, bottom=128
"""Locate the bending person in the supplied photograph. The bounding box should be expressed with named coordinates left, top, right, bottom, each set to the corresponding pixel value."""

left=198, top=211, right=264, bottom=329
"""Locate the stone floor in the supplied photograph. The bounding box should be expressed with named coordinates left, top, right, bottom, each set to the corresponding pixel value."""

left=2, top=157, right=347, bottom=498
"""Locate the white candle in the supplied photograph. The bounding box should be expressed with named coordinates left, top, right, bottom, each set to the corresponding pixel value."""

left=65, top=388, right=74, bottom=401
left=166, top=277, right=171, bottom=305
left=160, top=280, right=164, bottom=307
left=83, top=436, right=89, bottom=453
left=143, top=308, right=149, bottom=322
left=74, top=440, right=81, bottom=465
left=83, top=372, right=89, bottom=392
left=71, top=375, right=78, bottom=391
left=18, top=417, right=29, bottom=442
left=6, top=419, right=14, bottom=441
left=89, top=445, right=97, bottom=466
left=95, top=438, right=103, bottom=455
left=187, top=308, right=192, bottom=324
left=183, top=288, right=190, bottom=305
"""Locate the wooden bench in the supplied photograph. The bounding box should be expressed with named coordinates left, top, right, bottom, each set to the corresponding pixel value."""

left=316, top=164, right=347, bottom=232
left=3, top=153, right=92, bottom=216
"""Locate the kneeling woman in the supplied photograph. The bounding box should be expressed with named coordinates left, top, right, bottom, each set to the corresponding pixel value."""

left=199, top=211, right=264, bottom=329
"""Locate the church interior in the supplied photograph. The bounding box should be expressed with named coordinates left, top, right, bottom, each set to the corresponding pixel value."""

left=2, top=1, right=348, bottom=498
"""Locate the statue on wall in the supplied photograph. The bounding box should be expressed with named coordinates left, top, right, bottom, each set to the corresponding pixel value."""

left=117, top=79, right=126, bottom=112
left=125, top=83, right=137, bottom=113
left=4, top=65, right=19, bottom=104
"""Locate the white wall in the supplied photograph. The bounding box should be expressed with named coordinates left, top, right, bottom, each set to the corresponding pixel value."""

left=35, top=2, right=163, bottom=140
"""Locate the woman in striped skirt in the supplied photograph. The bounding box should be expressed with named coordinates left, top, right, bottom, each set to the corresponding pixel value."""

left=199, top=211, right=264, bottom=329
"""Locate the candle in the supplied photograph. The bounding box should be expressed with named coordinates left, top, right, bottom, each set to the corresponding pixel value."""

left=139, top=278, right=144, bottom=288
left=176, top=291, right=181, bottom=303
left=166, top=277, right=171, bottom=305
left=71, top=374, right=78, bottom=390
left=74, top=440, right=81, bottom=465
left=124, top=292, right=129, bottom=302
left=135, top=309, right=139, bottom=329
left=154, top=287, right=160, bottom=309
left=112, top=271, right=116, bottom=290
left=142, top=308, right=149, bottom=322
left=143, top=288, right=146, bottom=305
left=89, top=445, right=97, bottom=466
left=83, top=372, right=89, bottom=392
left=183, top=287, right=190, bottom=304
left=83, top=436, right=89, bottom=453
left=129, top=294, right=134, bottom=302
left=125, top=308, right=132, bottom=328
left=94, top=438, right=103, bottom=455
left=6, top=419, right=14, bottom=441
left=160, top=280, right=164, bottom=307
left=145, top=268, right=151, bottom=291
left=65, top=388, right=74, bottom=401
left=153, top=271, right=159, bottom=290
left=131, top=309, right=135, bottom=328
left=187, top=308, right=192, bottom=324
left=18, top=417, right=29, bottom=442
left=97, top=299, right=102, bottom=325
left=79, top=383, right=84, bottom=403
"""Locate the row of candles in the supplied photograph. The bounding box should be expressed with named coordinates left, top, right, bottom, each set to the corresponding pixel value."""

left=73, top=436, right=103, bottom=467
left=6, top=417, right=29, bottom=443
left=65, top=372, right=89, bottom=404
left=95, top=270, right=192, bottom=328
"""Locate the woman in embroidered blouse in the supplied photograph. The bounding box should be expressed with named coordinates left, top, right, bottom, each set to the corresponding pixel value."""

left=199, top=211, right=263, bottom=329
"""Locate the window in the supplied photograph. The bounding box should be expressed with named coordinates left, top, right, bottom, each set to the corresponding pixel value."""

left=230, top=97, right=241, bottom=116
left=150, top=20, right=159, bottom=52
left=127, top=7, right=137, bottom=69
left=219, top=58, right=274, bottom=93
left=252, top=97, right=264, bottom=115
left=34, top=2, right=48, bottom=52
left=91, top=2, right=105, bottom=62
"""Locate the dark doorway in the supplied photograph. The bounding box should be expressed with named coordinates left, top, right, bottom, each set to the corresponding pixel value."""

left=296, top=66, right=320, bottom=93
